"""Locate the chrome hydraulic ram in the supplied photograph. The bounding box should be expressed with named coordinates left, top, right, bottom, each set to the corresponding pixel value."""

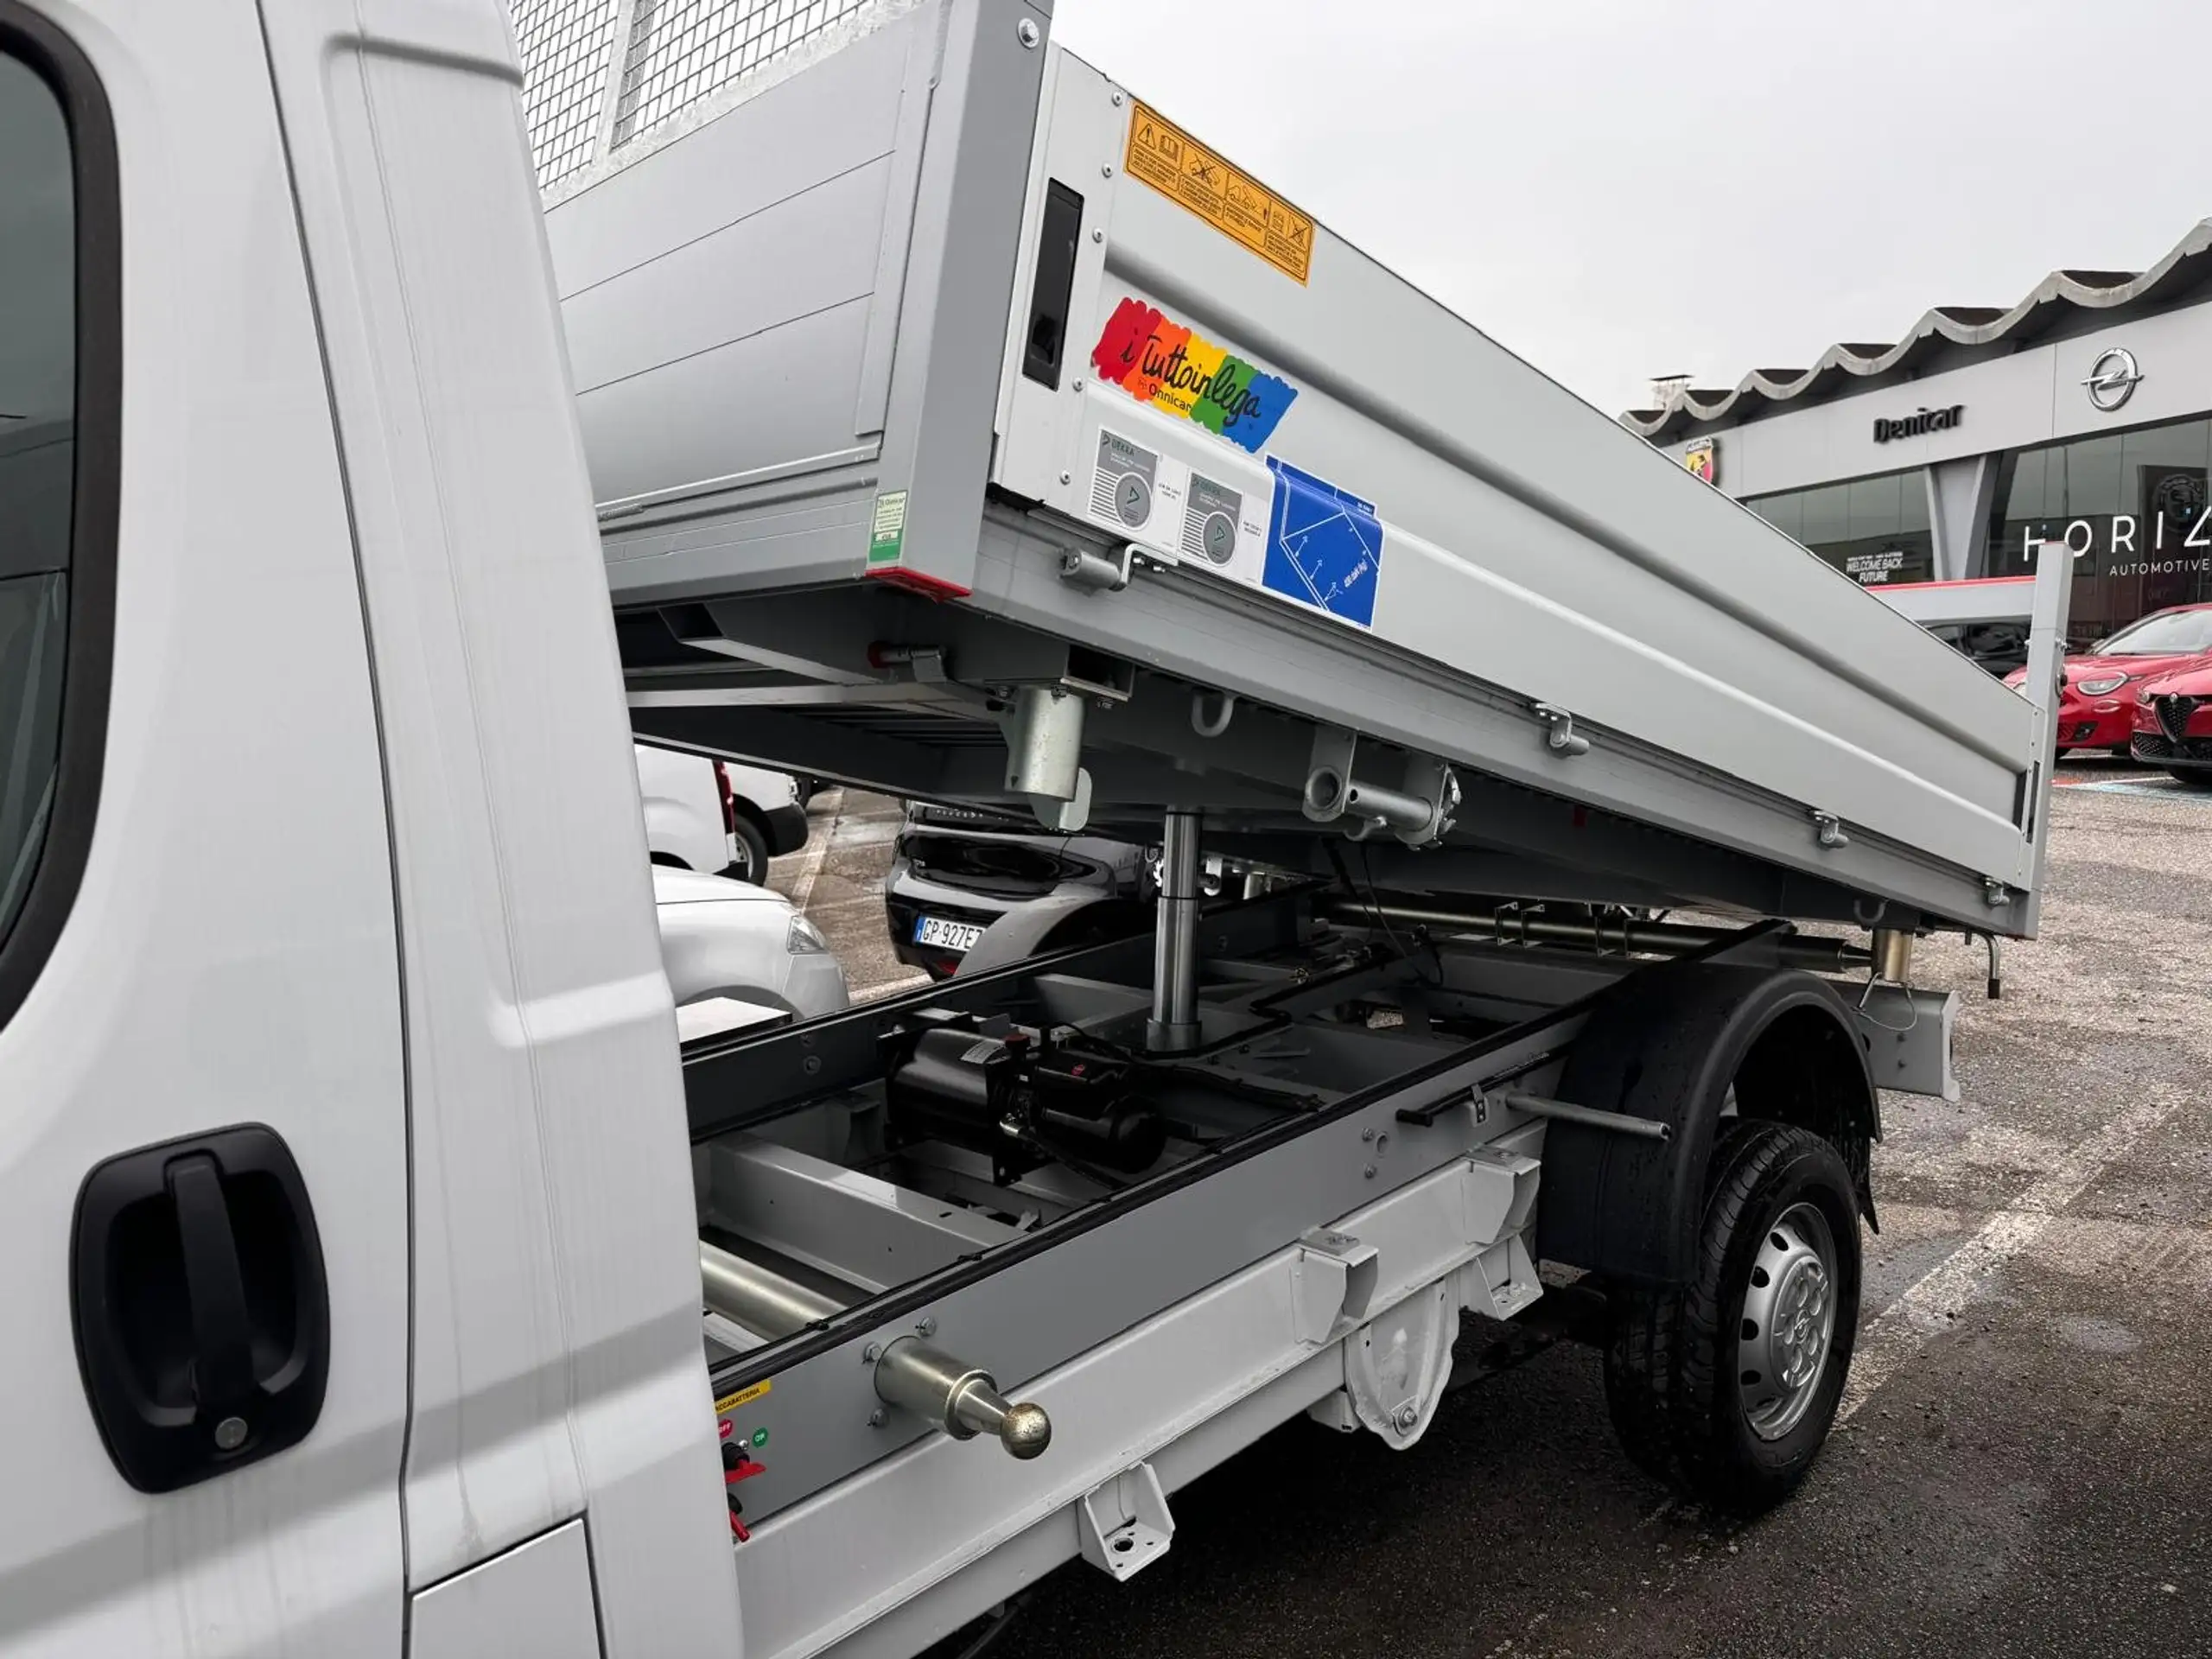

left=1147, top=806, right=1203, bottom=1053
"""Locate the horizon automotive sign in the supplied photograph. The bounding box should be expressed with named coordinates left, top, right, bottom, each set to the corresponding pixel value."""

left=1872, top=404, right=1963, bottom=444
left=2012, top=507, right=2212, bottom=571
left=2003, top=505, right=2212, bottom=633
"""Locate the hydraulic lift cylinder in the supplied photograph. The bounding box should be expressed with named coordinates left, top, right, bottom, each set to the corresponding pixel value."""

left=1148, top=807, right=1203, bottom=1053
left=1870, top=926, right=1914, bottom=984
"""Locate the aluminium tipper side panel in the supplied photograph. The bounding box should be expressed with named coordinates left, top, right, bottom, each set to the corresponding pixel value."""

left=547, top=0, right=1047, bottom=601
left=551, top=8, right=2042, bottom=899
left=989, top=49, right=2038, bottom=891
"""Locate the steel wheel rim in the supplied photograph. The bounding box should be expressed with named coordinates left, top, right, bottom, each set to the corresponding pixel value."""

left=1737, top=1200, right=1838, bottom=1441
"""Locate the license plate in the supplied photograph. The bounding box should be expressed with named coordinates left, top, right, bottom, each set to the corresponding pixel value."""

left=913, top=915, right=986, bottom=952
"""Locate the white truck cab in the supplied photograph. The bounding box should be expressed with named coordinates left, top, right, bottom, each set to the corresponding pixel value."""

left=0, top=3, right=734, bottom=1651
left=0, top=2, right=2066, bottom=1656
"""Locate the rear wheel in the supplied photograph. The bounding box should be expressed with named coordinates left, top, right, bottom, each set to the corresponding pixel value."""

left=724, top=815, right=771, bottom=884
left=1604, top=1120, right=1860, bottom=1513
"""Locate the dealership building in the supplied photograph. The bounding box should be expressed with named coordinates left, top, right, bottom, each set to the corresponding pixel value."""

left=1623, top=219, right=2212, bottom=645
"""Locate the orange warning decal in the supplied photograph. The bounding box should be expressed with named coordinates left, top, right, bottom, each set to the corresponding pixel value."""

left=1124, top=100, right=1313, bottom=285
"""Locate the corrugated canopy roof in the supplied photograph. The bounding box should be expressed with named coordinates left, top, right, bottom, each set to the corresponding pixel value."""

left=1622, top=219, right=2212, bottom=440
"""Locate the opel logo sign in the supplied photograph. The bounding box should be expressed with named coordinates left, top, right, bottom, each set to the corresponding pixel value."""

left=2083, top=346, right=2144, bottom=412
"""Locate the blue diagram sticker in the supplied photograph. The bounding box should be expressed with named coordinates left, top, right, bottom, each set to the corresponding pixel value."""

left=1263, top=458, right=1384, bottom=627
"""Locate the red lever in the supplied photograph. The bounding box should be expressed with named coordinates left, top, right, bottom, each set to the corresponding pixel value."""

left=718, top=1419, right=766, bottom=1541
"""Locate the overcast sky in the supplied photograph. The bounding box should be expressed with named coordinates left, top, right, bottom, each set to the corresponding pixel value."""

left=1054, top=0, right=2212, bottom=419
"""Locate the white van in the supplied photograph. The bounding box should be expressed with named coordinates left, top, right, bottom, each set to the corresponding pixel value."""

left=636, top=741, right=810, bottom=883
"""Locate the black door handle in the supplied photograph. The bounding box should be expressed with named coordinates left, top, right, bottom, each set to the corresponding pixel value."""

left=71, top=1123, right=329, bottom=1492
left=166, top=1154, right=257, bottom=1419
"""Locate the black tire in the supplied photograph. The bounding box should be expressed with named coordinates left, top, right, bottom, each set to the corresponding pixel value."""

left=723, top=815, right=771, bottom=884
left=1603, top=1120, right=1860, bottom=1514
left=2168, top=768, right=2212, bottom=789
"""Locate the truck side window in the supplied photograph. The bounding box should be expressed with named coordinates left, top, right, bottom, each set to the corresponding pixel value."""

left=0, top=50, right=72, bottom=945
left=0, top=16, right=115, bottom=1017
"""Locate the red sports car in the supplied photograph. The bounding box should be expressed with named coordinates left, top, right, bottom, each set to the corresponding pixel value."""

left=2132, top=659, right=2212, bottom=785
left=2004, top=602, right=2212, bottom=754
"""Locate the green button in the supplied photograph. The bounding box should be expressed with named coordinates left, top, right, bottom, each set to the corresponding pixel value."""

left=750, top=1427, right=769, bottom=1449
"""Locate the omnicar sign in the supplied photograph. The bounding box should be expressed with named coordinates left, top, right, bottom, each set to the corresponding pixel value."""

left=1872, top=404, right=1963, bottom=444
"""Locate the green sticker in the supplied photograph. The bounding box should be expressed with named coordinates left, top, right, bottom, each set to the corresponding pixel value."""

left=868, top=490, right=908, bottom=569
left=749, top=1427, right=769, bottom=1449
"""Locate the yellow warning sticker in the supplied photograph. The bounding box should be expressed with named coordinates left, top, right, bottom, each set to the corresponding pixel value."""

left=715, top=1378, right=771, bottom=1415
left=1124, top=100, right=1313, bottom=286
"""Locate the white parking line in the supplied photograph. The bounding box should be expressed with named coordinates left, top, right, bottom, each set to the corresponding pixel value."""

left=784, top=788, right=846, bottom=913
left=1839, top=1090, right=2181, bottom=1421
left=2054, top=779, right=2212, bottom=802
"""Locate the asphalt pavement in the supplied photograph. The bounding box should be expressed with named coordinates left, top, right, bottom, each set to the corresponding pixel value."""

left=766, top=788, right=923, bottom=1003
left=776, top=764, right=2212, bottom=1658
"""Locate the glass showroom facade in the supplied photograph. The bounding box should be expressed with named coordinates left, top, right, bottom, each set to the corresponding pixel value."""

left=1982, top=416, right=2212, bottom=639
left=1744, top=470, right=1935, bottom=588
left=1631, top=233, right=2212, bottom=652
left=1739, top=414, right=2212, bottom=646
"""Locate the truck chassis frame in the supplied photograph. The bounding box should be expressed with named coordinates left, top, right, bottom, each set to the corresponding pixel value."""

left=682, top=885, right=1934, bottom=1657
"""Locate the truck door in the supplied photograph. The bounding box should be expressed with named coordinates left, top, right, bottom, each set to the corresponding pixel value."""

left=0, top=3, right=410, bottom=1653
left=251, top=0, right=744, bottom=1651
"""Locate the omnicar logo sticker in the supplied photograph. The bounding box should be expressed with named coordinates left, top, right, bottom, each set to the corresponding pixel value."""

left=1090, top=297, right=1297, bottom=454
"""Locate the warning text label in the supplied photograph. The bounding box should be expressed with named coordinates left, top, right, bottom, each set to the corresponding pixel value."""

left=1124, top=100, right=1313, bottom=285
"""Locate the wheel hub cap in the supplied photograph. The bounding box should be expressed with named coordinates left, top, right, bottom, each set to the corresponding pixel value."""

left=1738, top=1202, right=1839, bottom=1441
